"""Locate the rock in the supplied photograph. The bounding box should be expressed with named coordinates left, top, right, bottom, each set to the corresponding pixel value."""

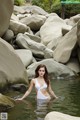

left=11, top=13, right=19, bottom=21
left=10, top=84, right=27, bottom=92
left=66, top=58, right=80, bottom=73
left=45, top=13, right=58, bottom=18
left=47, top=36, right=62, bottom=51
left=44, top=111, right=80, bottom=120
left=44, top=48, right=53, bottom=58
left=20, top=14, right=46, bottom=31
left=66, top=14, right=80, bottom=26
left=15, top=49, right=33, bottom=67
left=70, top=14, right=80, bottom=24
left=14, top=5, right=25, bottom=14
left=77, top=20, right=80, bottom=46
left=0, top=71, right=7, bottom=89
left=17, top=13, right=31, bottom=20
left=3, top=29, right=14, bottom=42
left=0, top=0, right=13, bottom=37
left=9, top=20, right=28, bottom=34
left=16, top=33, right=45, bottom=58
left=35, top=31, right=40, bottom=37
left=27, top=59, right=74, bottom=79
left=24, top=32, right=41, bottom=43
left=40, top=15, right=71, bottom=45
left=0, top=37, right=28, bottom=90
left=0, top=93, right=15, bottom=111
left=62, top=25, right=72, bottom=36
left=53, top=25, right=77, bottom=63
left=22, top=5, right=48, bottom=15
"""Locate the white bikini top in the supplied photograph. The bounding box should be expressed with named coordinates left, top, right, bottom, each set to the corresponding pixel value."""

left=35, top=79, right=47, bottom=91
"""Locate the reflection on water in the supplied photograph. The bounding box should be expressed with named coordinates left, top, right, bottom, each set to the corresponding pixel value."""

left=4, top=77, right=80, bottom=120
left=35, top=99, right=50, bottom=120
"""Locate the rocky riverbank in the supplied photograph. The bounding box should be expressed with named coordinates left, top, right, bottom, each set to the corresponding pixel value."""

left=3, top=4, right=80, bottom=81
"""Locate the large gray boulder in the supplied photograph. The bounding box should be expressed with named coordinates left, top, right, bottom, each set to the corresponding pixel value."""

left=3, top=29, right=14, bottom=42
left=16, top=33, right=46, bottom=58
left=62, top=25, right=72, bottom=36
left=66, top=14, right=80, bottom=26
left=40, top=15, right=71, bottom=45
left=14, top=5, right=25, bottom=14
left=24, top=32, right=41, bottom=43
left=9, top=20, right=28, bottom=34
left=27, top=59, right=74, bottom=79
left=66, top=58, right=80, bottom=73
left=11, top=13, right=19, bottom=21
left=47, top=36, right=63, bottom=51
left=53, top=25, right=77, bottom=63
left=22, top=5, right=48, bottom=15
left=15, top=49, right=33, bottom=67
left=20, top=14, right=46, bottom=31
left=44, top=111, right=80, bottom=120
left=0, top=37, right=28, bottom=89
left=0, top=0, right=13, bottom=37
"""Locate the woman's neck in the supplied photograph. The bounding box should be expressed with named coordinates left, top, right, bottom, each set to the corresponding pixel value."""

left=38, top=76, right=44, bottom=80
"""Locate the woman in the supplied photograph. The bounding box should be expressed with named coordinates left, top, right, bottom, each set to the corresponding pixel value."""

left=17, top=64, right=58, bottom=101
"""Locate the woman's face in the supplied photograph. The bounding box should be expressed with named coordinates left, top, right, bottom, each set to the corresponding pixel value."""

left=38, top=67, right=45, bottom=77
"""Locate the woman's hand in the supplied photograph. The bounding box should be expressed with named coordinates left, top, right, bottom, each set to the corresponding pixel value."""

left=16, top=98, right=23, bottom=101
left=55, top=96, right=58, bottom=99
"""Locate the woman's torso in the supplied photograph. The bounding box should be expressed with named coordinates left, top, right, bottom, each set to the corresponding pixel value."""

left=33, top=78, right=51, bottom=100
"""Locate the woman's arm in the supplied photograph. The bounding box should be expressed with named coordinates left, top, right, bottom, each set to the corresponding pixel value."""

left=17, top=79, right=34, bottom=100
left=48, top=80, right=58, bottom=99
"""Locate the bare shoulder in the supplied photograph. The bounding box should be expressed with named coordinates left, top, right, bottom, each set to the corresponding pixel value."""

left=31, top=78, right=36, bottom=84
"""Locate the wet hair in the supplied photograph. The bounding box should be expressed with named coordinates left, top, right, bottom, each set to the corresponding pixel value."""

left=35, top=64, right=49, bottom=87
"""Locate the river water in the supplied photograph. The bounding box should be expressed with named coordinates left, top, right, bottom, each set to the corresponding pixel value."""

left=5, top=77, right=80, bottom=120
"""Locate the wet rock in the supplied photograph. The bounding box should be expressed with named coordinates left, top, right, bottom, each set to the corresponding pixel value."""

left=0, top=93, right=15, bottom=112
left=10, top=84, right=27, bottom=92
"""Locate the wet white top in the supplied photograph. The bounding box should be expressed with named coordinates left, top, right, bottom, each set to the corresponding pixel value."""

left=35, top=79, right=47, bottom=91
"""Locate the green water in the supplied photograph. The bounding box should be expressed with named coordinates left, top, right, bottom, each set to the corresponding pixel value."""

left=5, top=77, right=80, bottom=120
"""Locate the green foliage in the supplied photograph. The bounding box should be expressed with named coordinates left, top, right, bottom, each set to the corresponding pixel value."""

left=32, top=0, right=61, bottom=12
left=14, top=0, right=25, bottom=6
left=65, top=4, right=80, bottom=18
left=32, top=0, right=80, bottom=18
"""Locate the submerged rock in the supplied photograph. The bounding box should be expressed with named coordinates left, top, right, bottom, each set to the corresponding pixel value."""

left=0, top=93, right=15, bottom=111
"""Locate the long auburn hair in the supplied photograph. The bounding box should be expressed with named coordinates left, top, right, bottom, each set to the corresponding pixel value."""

left=35, top=64, right=49, bottom=87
